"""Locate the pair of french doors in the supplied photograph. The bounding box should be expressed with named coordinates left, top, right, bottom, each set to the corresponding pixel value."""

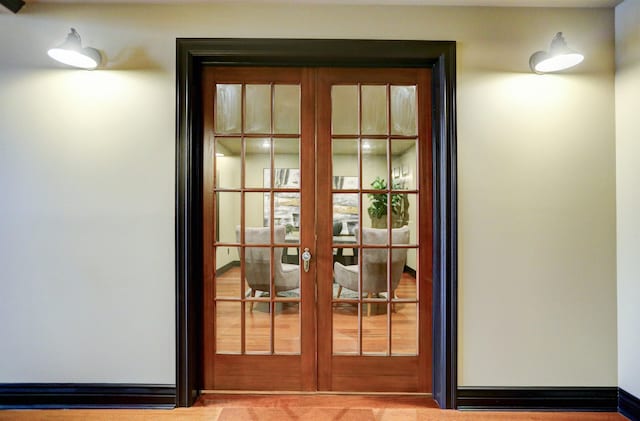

left=202, top=66, right=432, bottom=393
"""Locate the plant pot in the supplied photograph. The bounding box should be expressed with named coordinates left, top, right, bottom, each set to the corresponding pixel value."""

left=370, top=215, right=387, bottom=228
left=369, top=212, right=407, bottom=229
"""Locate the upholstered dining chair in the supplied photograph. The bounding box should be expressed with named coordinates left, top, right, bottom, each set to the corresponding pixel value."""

left=333, top=226, right=410, bottom=316
left=236, top=225, right=300, bottom=311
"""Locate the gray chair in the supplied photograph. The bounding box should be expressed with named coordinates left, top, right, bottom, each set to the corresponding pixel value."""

left=236, top=225, right=300, bottom=311
left=334, top=226, right=410, bottom=316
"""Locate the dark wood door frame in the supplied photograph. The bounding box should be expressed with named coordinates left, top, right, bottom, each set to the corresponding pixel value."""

left=175, top=38, right=457, bottom=408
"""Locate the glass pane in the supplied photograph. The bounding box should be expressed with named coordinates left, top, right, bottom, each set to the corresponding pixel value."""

left=217, top=191, right=241, bottom=244
left=391, top=139, right=417, bottom=190
left=334, top=264, right=359, bottom=298
left=333, top=191, right=359, bottom=269
left=333, top=191, right=359, bottom=235
left=392, top=303, right=417, bottom=355
left=215, top=137, right=241, bottom=189
left=273, top=192, right=300, bottom=233
left=282, top=243, right=299, bottom=266
left=362, top=302, right=388, bottom=355
left=333, top=246, right=357, bottom=268
left=274, top=226, right=299, bottom=294
left=332, top=85, right=358, bottom=135
left=333, top=302, right=359, bottom=355
left=361, top=85, right=387, bottom=135
left=244, top=245, right=273, bottom=298
left=390, top=85, right=417, bottom=136
left=360, top=248, right=390, bottom=294
left=215, top=84, right=241, bottom=134
left=392, top=193, right=416, bottom=243
left=245, top=300, right=271, bottom=354
left=245, top=84, right=271, bottom=134
left=394, top=260, right=417, bottom=300
left=362, top=139, right=388, bottom=196
left=216, top=301, right=241, bottom=354
left=274, top=303, right=300, bottom=354
left=272, top=167, right=300, bottom=190
left=274, top=139, right=300, bottom=180
left=274, top=85, right=300, bottom=134
left=245, top=138, right=270, bottom=189
left=242, top=192, right=267, bottom=230
left=332, top=139, right=359, bottom=189
left=215, top=247, right=241, bottom=298
left=390, top=247, right=407, bottom=299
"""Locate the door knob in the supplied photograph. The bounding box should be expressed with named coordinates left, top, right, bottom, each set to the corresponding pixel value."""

left=301, top=248, right=312, bottom=272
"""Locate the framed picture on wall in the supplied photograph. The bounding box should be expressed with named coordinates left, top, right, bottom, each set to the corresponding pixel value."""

left=332, top=176, right=359, bottom=235
left=264, top=168, right=300, bottom=228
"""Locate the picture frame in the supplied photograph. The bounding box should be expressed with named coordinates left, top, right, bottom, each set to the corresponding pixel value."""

left=332, top=176, right=359, bottom=234
left=264, top=168, right=300, bottom=228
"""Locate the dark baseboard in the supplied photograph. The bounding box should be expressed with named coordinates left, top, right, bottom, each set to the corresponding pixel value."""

left=404, top=265, right=416, bottom=278
left=216, top=260, right=239, bottom=276
left=620, top=388, right=640, bottom=421
left=0, top=383, right=175, bottom=409
left=457, top=387, right=618, bottom=411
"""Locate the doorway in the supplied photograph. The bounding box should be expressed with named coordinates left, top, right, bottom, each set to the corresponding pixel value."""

left=202, top=66, right=432, bottom=393
left=175, top=38, right=457, bottom=407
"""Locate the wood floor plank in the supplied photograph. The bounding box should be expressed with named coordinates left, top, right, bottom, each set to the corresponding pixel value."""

left=0, top=396, right=626, bottom=421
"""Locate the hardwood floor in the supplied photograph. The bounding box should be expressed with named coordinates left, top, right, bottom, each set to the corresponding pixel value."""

left=215, top=266, right=418, bottom=356
left=0, top=395, right=626, bottom=420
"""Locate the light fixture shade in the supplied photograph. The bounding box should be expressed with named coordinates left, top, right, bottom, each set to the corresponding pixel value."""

left=529, top=32, right=584, bottom=74
left=47, top=28, right=102, bottom=70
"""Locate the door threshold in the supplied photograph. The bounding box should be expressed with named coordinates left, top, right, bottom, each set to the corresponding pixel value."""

left=201, top=390, right=432, bottom=397
left=196, top=391, right=438, bottom=409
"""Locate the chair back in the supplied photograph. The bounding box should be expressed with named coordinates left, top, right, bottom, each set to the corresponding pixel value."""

left=236, top=226, right=287, bottom=292
left=360, top=226, right=410, bottom=293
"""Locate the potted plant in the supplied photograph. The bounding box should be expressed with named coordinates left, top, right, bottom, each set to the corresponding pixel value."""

left=367, top=176, right=409, bottom=228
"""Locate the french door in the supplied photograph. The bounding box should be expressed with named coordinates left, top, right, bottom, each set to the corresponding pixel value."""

left=202, top=66, right=432, bottom=393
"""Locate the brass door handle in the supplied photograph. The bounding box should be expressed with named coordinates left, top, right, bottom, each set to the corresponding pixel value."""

left=301, top=248, right=312, bottom=272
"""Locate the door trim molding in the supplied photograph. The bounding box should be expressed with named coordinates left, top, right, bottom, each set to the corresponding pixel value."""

left=175, top=38, right=457, bottom=408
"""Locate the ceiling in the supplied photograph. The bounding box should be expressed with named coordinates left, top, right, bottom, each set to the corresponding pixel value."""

left=18, top=0, right=623, bottom=6
left=2, top=0, right=623, bottom=14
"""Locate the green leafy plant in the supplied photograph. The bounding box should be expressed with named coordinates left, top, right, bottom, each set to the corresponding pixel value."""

left=367, top=176, right=403, bottom=219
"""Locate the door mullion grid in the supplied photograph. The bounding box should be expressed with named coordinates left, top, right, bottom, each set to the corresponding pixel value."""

left=357, top=82, right=364, bottom=356
left=386, top=83, right=393, bottom=357
left=269, top=83, right=276, bottom=355
left=240, top=83, right=247, bottom=355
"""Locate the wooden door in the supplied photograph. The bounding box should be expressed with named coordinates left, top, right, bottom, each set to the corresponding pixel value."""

left=203, top=66, right=432, bottom=393
left=202, top=67, right=316, bottom=390
left=316, top=68, right=432, bottom=393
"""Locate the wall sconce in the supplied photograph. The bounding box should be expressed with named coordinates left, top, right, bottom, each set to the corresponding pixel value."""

left=47, top=28, right=103, bottom=70
left=529, top=32, right=584, bottom=74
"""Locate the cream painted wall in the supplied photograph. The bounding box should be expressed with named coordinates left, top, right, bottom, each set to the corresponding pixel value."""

left=615, top=0, right=640, bottom=399
left=0, top=4, right=616, bottom=386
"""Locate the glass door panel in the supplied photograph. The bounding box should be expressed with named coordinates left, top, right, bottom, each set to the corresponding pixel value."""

left=214, top=79, right=303, bottom=357
left=317, top=68, right=431, bottom=393
left=203, top=67, right=313, bottom=391
left=329, top=81, right=419, bottom=357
